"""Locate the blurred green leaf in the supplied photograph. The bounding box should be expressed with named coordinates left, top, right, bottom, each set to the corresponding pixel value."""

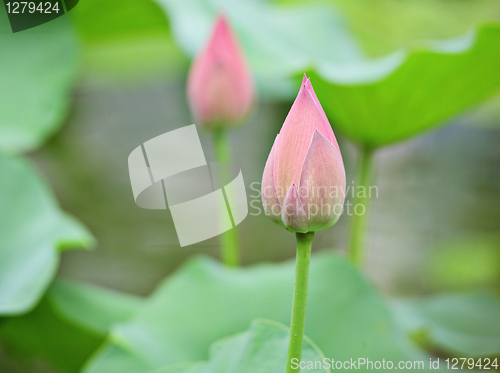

left=48, top=279, right=144, bottom=335
left=70, top=0, right=187, bottom=81
left=84, top=344, right=152, bottom=373
left=428, top=236, right=500, bottom=291
left=83, top=252, right=429, bottom=373
left=0, top=12, right=79, bottom=154
left=392, top=293, right=500, bottom=357
left=0, top=280, right=143, bottom=373
left=0, top=298, right=103, bottom=373
left=70, top=0, right=170, bottom=44
left=0, top=155, right=93, bottom=315
left=275, top=0, right=500, bottom=57
left=308, top=23, right=500, bottom=147
left=153, top=319, right=328, bottom=373
left=154, top=0, right=363, bottom=98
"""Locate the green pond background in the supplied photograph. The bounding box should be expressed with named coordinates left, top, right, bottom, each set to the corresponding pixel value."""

left=1, top=0, right=500, bottom=372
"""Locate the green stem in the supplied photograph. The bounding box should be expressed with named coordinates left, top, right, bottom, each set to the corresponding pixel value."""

left=286, top=232, right=314, bottom=372
left=212, top=128, right=231, bottom=164
left=212, top=128, right=240, bottom=267
left=347, top=145, right=375, bottom=267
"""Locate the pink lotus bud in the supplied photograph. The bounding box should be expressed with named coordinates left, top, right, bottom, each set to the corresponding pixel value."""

left=261, top=75, right=346, bottom=233
left=187, top=15, right=255, bottom=128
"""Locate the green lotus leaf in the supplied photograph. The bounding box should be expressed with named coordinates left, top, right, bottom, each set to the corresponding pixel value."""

left=0, top=155, right=93, bottom=315
left=153, top=319, right=328, bottom=373
left=0, top=11, right=79, bottom=154
left=83, top=252, right=430, bottom=373
left=308, top=23, right=500, bottom=147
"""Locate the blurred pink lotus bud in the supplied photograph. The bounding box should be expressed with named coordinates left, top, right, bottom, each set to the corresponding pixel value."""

left=261, top=75, right=346, bottom=233
left=187, top=15, right=254, bottom=128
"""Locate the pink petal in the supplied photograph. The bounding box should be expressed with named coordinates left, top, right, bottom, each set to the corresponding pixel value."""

left=187, top=15, right=254, bottom=127
left=261, top=135, right=284, bottom=225
left=304, top=76, right=340, bottom=152
left=274, top=76, right=336, bottom=196
left=281, top=184, right=310, bottom=233
left=299, top=131, right=346, bottom=231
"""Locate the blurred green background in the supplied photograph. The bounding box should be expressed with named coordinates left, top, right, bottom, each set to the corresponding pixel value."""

left=1, top=0, right=500, bottom=372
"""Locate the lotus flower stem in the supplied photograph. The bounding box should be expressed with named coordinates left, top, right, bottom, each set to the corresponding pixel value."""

left=286, top=231, right=314, bottom=372
left=348, top=145, right=375, bottom=267
left=213, top=128, right=240, bottom=267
